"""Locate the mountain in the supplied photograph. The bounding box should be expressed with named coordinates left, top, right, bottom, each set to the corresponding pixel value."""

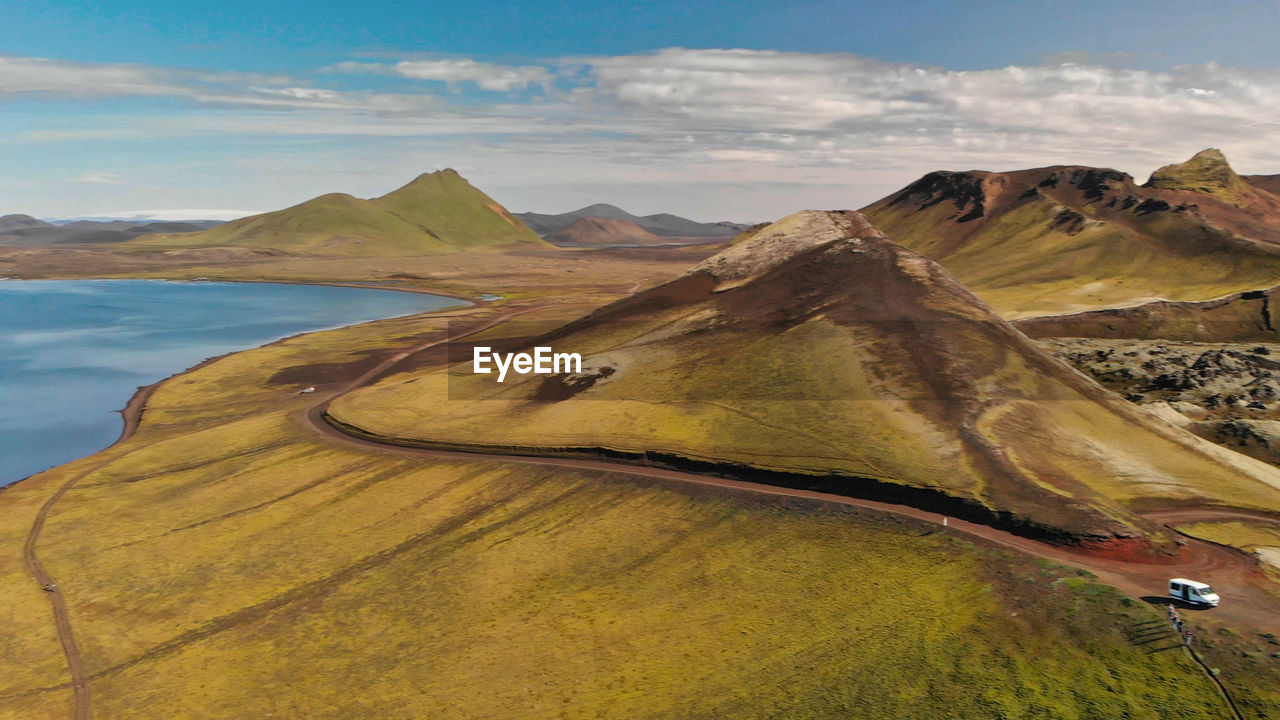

left=0, top=214, right=52, bottom=232
left=0, top=217, right=223, bottom=246
left=328, top=210, right=1280, bottom=543
left=137, top=169, right=548, bottom=256
left=1146, top=148, right=1256, bottom=202
left=517, top=203, right=747, bottom=239
left=861, top=149, right=1280, bottom=318
left=546, top=216, right=667, bottom=246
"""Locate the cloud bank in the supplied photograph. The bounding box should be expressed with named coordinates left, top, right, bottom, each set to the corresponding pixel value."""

left=5, top=48, right=1280, bottom=219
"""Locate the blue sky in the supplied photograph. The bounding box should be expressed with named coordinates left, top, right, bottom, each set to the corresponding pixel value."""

left=4, top=1, right=1280, bottom=220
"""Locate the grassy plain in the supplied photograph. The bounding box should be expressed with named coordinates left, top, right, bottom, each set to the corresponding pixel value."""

left=1, top=299, right=1269, bottom=718
left=0, top=242, right=715, bottom=307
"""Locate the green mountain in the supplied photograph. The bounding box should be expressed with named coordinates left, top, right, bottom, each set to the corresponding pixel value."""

left=138, top=169, right=548, bottom=256
left=1147, top=148, right=1254, bottom=202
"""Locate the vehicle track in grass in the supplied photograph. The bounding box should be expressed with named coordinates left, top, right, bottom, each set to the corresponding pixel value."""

left=17, top=375, right=171, bottom=719
left=17, top=305, right=528, bottom=719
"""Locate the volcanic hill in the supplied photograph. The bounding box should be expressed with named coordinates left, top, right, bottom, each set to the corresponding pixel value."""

left=0, top=214, right=52, bottom=232
left=546, top=216, right=668, bottom=246
left=327, top=210, right=1280, bottom=543
left=861, top=149, right=1280, bottom=318
left=137, top=169, right=547, bottom=256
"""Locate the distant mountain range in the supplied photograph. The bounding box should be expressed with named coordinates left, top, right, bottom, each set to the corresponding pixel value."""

left=516, top=203, right=747, bottom=243
left=860, top=148, right=1280, bottom=318
left=5, top=191, right=744, bottom=253
left=0, top=214, right=223, bottom=246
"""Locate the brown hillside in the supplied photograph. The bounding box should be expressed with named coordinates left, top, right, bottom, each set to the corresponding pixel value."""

left=1245, top=173, right=1280, bottom=197
left=329, top=210, right=1280, bottom=543
left=547, top=216, right=666, bottom=246
left=862, top=150, right=1280, bottom=318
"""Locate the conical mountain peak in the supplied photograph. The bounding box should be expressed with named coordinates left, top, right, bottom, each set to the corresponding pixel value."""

left=384, top=168, right=468, bottom=197
left=688, top=210, right=883, bottom=289
left=1145, top=148, right=1246, bottom=196
left=135, top=169, right=546, bottom=255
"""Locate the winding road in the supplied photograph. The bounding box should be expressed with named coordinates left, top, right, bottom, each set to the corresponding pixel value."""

left=24, top=302, right=1280, bottom=719
left=22, top=467, right=95, bottom=720
left=306, top=306, right=1280, bottom=634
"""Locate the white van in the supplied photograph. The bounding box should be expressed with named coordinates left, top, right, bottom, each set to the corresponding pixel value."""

left=1169, top=578, right=1220, bottom=607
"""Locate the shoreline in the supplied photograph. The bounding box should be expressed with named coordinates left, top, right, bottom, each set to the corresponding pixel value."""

left=0, top=282, right=481, bottom=494
left=0, top=274, right=486, bottom=305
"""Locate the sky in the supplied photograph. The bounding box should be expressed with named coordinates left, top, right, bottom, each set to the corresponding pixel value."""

left=4, top=0, right=1280, bottom=222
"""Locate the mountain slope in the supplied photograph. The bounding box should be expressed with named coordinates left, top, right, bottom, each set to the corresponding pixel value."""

left=517, top=203, right=746, bottom=238
left=546, top=216, right=667, bottom=246
left=1245, top=173, right=1280, bottom=196
left=137, top=169, right=547, bottom=256
left=328, top=210, right=1280, bottom=542
left=861, top=149, right=1280, bottom=318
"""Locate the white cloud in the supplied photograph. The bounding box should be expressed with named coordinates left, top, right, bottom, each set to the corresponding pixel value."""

left=9, top=49, right=1280, bottom=220
left=0, top=55, right=185, bottom=98
left=0, top=55, right=437, bottom=112
left=70, top=173, right=123, bottom=184
left=329, top=59, right=551, bottom=91
left=578, top=48, right=1280, bottom=154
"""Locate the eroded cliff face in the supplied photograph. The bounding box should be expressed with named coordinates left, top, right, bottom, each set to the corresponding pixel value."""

left=1015, top=286, right=1280, bottom=343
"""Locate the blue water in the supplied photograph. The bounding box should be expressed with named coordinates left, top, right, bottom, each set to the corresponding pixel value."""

left=0, top=280, right=463, bottom=486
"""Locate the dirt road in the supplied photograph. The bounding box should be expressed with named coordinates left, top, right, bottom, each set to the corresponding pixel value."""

left=307, top=311, right=1280, bottom=635
left=24, top=302, right=1280, bottom=720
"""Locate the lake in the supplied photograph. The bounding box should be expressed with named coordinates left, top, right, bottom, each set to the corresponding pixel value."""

left=0, top=279, right=463, bottom=486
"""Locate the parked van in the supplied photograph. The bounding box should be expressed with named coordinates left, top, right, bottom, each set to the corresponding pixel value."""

left=1169, top=578, right=1220, bottom=607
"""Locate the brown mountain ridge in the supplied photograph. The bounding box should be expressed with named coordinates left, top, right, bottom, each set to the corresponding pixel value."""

left=861, top=149, right=1280, bottom=318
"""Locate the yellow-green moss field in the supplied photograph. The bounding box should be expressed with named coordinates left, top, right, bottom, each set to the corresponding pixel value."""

left=0, top=305, right=1270, bottom=719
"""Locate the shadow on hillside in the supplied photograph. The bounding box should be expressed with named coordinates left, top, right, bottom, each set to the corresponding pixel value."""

left=1124, top=618, right=1179, bottom=651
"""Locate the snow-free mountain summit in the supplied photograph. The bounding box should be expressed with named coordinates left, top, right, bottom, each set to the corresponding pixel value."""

left=139, top=169, right=548, bottom=256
